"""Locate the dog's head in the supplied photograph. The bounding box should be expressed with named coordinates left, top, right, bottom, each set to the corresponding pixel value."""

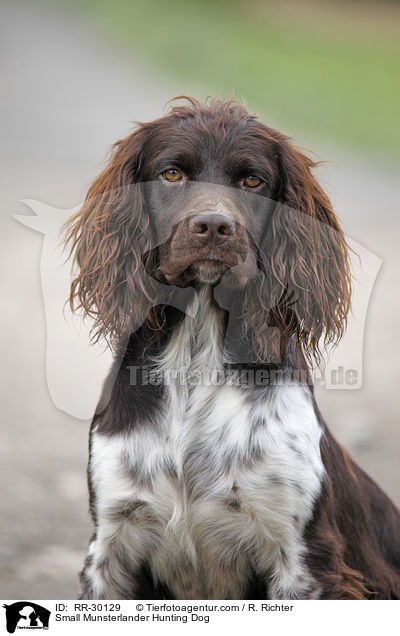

left=65, top=97, right=351, bottom=362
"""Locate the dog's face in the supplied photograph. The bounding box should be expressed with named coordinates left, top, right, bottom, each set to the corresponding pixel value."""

left=140, top=112, right=280, bottom=287
left=65, top=97, right=351, bottom=362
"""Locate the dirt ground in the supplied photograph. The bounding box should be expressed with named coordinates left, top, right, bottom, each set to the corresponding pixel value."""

left=1, top=1, right=399, bottom=599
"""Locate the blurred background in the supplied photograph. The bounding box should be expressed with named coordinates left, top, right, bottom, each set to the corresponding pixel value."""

left=1, top=0, right=399, bottom=598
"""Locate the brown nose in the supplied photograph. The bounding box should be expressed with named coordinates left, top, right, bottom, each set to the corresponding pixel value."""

left=189, top=213, right=236, bottom=244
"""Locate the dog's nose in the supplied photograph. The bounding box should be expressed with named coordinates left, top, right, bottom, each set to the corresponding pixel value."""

left=189, top=213, right=236, bottom=243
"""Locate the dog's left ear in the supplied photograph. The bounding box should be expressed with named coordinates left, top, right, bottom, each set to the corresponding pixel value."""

left=268, top=137, right=352, bottom=361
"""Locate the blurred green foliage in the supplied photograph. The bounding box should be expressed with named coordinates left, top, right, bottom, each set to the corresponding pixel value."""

left=61, top=0, right=400, bottom=157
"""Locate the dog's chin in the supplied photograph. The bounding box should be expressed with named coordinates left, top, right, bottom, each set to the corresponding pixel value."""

left=190, top=261, right=230, bottom=284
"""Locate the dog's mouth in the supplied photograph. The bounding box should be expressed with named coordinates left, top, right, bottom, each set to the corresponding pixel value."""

left=155, top=245, right=260, bottom=288
left=157, top=252, right=234, bottom=286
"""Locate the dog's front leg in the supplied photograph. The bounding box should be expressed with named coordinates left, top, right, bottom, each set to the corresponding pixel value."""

left=78, top=526, right=145, bottom=599
left=79, top=426, right=163, bottom=600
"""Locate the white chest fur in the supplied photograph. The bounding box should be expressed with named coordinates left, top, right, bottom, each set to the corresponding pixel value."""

left=89, top=291, right=325, bottom=599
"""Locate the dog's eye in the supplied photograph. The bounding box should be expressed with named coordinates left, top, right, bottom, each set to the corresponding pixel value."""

left=243, top=176, right=261, bottom=188
left=162, top=168, right=183, bottom=182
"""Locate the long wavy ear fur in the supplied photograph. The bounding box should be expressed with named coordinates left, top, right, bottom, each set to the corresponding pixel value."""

left=244, top=133, right=351, bottom=364
left=63, top=127, right=158, bottom=343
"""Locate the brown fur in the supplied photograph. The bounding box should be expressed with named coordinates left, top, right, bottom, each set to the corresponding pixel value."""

left=305, top=422, right=400, bottom=599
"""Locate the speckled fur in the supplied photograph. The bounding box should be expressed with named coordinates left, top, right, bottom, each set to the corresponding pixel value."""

left=81, top=289, right=324, bottom=599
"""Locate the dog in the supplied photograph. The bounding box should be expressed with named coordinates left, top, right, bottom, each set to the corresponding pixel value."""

left=65, top=96, right=400, bottom=599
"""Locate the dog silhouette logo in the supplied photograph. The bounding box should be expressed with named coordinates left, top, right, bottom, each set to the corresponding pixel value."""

left=15, top=196, right=382, bottom=402
left=2, top=602, right=50, bottom=633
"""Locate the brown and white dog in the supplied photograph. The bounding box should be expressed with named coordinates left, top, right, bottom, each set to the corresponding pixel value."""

left=65, top=97, right=400, bottom=599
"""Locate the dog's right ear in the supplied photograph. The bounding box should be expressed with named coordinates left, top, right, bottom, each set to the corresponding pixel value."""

left=64, top=127, right=157, bottom=342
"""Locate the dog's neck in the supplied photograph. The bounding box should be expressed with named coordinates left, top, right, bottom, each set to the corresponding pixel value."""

left=153, top=285, right=225, bottom=379
left=151, top=283, right=311, bottom=400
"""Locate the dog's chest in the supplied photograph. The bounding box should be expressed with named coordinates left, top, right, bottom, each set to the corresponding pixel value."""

left=155, top=380, right=323, bottom=597
left=92, top=382, right=324, bottom=598
left=92, top=306, right=325, bottom=598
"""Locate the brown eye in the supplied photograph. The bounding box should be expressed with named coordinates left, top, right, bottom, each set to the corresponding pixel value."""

left=244, top=175, right=261, bottom=188
left=162, top=168, right=182, bottom=182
